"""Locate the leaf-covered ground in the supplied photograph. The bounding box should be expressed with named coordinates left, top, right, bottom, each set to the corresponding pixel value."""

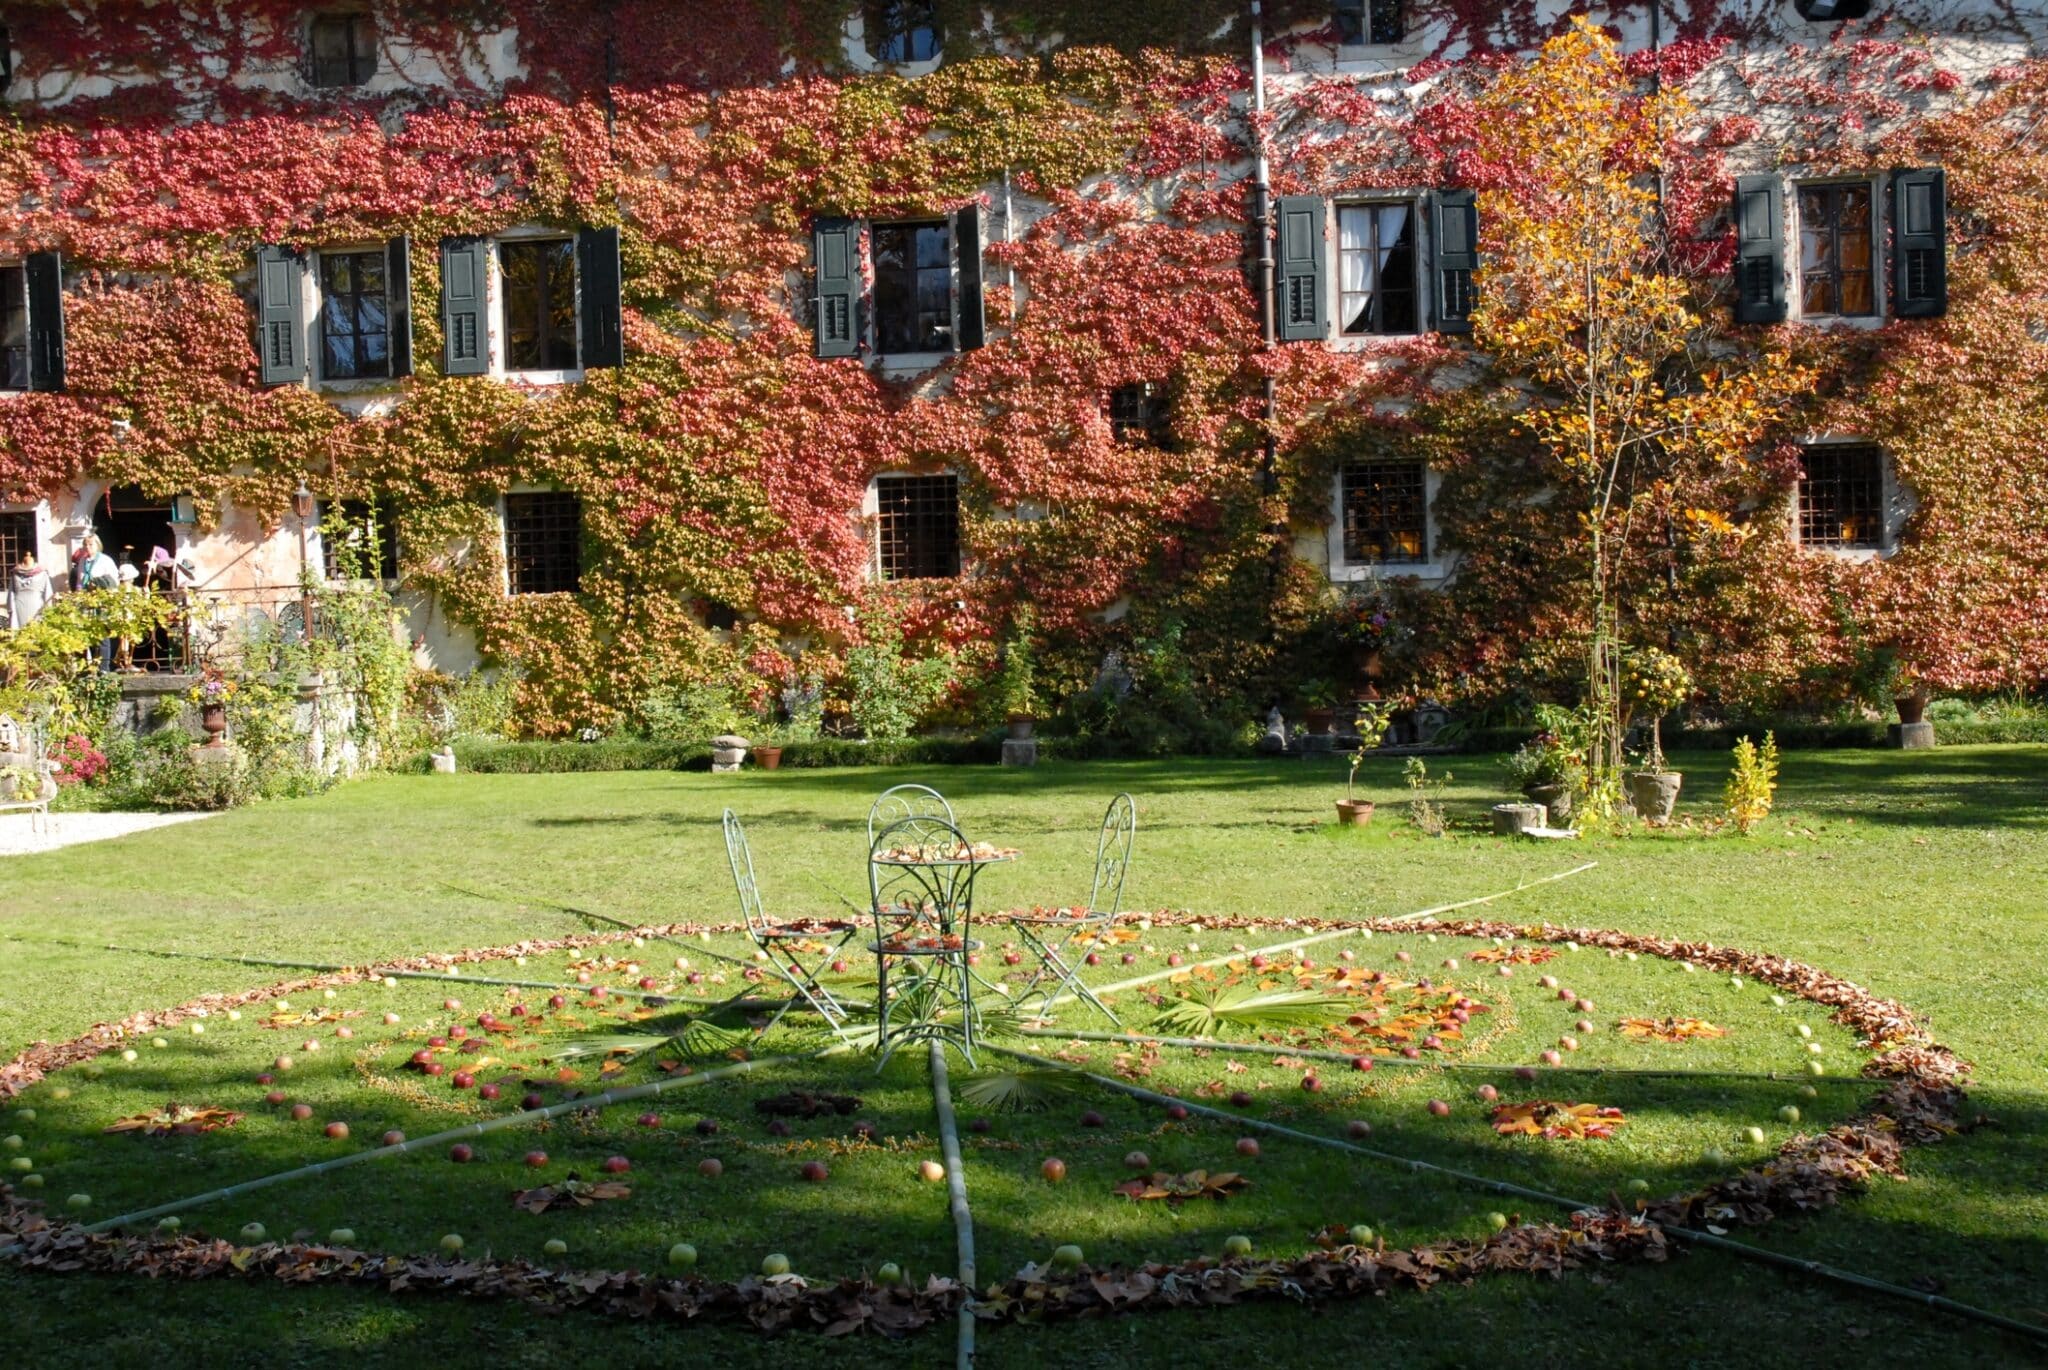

left=2, top=747, right=2045, bottom=1366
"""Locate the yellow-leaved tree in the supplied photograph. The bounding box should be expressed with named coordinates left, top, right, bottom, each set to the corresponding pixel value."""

left=1470, top=18, right=1807, bottom=817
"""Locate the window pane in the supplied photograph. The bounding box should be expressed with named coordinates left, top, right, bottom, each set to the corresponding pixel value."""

left=876, top=474, right=960, bottom=580
left=503, top=240, right=577, bottom=372
left=504, top=492, right=582, bottom=595
left=310, top=15, right=373, bottom=88
left=1798, top=445, right=1885, bottom=549
left=319, top=250, right=388, bottom=380
left=873, top=221, right=951, bottom=354
left=867, top=0, right=939, bottom=62
left=0, top=267, right=28, bottom=389
left=1334, top=0, right=1366, bottom=44
left=1342, top=460, right=1428, bottom=563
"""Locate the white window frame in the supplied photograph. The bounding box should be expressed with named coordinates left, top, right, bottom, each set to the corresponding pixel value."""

left=1788, top=437, right=1907, bottom=562
left=491, top=230, right=585, bottom=386
left=1327, top=460, right=1450, bottom=582
left=1328, top=195, right=1429, bottom=349
left=1789, top=174, right=1886, bottom=328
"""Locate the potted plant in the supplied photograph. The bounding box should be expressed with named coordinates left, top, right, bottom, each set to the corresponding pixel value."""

left=1336, top=701, right=1396, bottom=825
left=1300, top=679, right=1339, bottom=737
left=1502, top=710, right=1586, bottom=825
left=1616, top=646, right=1693, bottom=821
left=752, top=730, right=786, bottom=770
left=994, top=612, right=1040, bottom=740
left=187, top=668, right=235, bottom=748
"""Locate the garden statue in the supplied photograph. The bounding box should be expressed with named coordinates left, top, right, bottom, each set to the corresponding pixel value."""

left=1257, top=706, right=1289, bottom=754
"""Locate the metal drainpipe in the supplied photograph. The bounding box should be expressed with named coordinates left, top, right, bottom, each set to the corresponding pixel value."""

left=1251, top=1, right=1289, bottom=654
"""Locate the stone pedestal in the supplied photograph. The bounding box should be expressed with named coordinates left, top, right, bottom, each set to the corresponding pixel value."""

left=430, top=748, right=458, bottom=774
left=1001, top=738, right=1039, bottom=767
left=1889, top=721, right=1936, bottom=749
left=710, top=733, right=750, bottom=774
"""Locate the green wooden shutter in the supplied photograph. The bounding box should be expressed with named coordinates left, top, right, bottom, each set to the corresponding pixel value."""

left=954, top=204, right=985, bottom=352
left=1891, top=167, right=1946, bottom=319
left=385, top=235, right=413, bottom=378
left=813, top=216, right=861, bottom=360
left=255, top=244, right=307, bottom=385
left=439, top=236, right=487, bottom=376
left=1731, top=174, right=1786, bottom=324
left=576, top=225, right=623, bottom=368
left=1275, top=195, right=1327, bottom=342
left=24, top=250, right=63, bottom=392
left=1429, top=189, right=1478, bottom=336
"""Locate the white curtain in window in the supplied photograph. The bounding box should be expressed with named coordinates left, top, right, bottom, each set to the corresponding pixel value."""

left=1339, top=205, right=1410, bottom=286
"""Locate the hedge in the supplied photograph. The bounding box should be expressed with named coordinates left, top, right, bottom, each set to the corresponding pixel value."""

left=1452, top=718, right=2048, bottom=755
left=406, top=735, right=1002, bottom=774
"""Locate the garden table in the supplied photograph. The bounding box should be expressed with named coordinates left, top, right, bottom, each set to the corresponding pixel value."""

left=867, top=824, right=1016, bottom=1069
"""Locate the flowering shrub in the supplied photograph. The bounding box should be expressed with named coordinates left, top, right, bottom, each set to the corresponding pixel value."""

left=51, top=733, right=108, bottom=787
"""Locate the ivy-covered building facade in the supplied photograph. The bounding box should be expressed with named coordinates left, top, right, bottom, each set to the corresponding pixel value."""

left=0, top=0, right=2042, bottom=736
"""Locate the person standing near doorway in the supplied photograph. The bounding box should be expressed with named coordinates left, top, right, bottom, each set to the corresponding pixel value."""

left=8, top=549, right=51, bottom=629
left=76, top=535, right=118, bottom=670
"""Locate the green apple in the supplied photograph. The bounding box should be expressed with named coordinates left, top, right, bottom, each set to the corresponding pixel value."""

left=1049, top=1244, right=1084, bottom=1272
left=19, top=1173, right=41, bottom=1188
left=120, top=1049, right=138, bottom=1062
left=876, top=1261, right=903, bottom=1285
left=667, top=1242, right=697, bottom=1269
left=2, top=1135, right=21, bottom=1151
left=187, top=1023, right=204, bottom=1035
left=1700, top=1147, right=1728, bottom=1168
left=226, top=1009, right=241, bottom=1021
left=9, top=1156, right=32, bottom=1171
left=760, top=1252, right=791, bottom=1277
left=66, top=1193, right=89, bottom=1209
left=1347, top=1224, right=1375, bottom=1245
left=328, top=1228, right=356, bottom=1243
left=157, top=1216, right=181, bottom=1232
left=1779, top=1105, right=1801, bottom=1124
left=1795, top=1024, right=1812, bottom=1039
left=1744, top=1125, right=1767, bottom=1145
left=1486, top=1212, right=1509, bottom=1231
left=440, top=1233, right=465, bottom=1253
left=1798, top=1084, right=1818, bottom=1100
left=1222, top=1234, right=1253, bottom=1257
left=1770, top=994, right=1786, bottom=1007
left=151, top=1037, right=168, bottom=1049
left=15, top=1109, right=33, bottom=1121
left=240, top=1222, right=266, bottom=1241
left=544, top=1238, right=568, bottom=1257
left=1626, top=1178, right=1650, bottom=1195
left=50, top=1087, right=71, bottom=1100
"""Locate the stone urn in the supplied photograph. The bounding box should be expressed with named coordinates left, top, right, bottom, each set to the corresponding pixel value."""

left=1525, top=782, right=1574, bottom=826
left=1624, top=770, right=1683, bottom=823
left=201, top=702, right=228, bottom=748
left=1006, top=714, right=1036, bottom=741
left=710, top=733, right=750, bottom=773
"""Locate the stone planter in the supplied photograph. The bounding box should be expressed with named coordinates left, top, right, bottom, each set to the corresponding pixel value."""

left=1335, top=799, right=1374, bottom=827
left=1525, top=782, right=1574, bottom=826
left=1624, top=770, right=1683, bottom=822
left=1895, top=688, right=1929, bottom=726
left=1006, top=715, right=1036, bottom=741
left=753, top=744, right=785, bottom=770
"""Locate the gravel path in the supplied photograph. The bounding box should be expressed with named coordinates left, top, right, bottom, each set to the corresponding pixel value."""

left=0, top=810, right=218, bottom=858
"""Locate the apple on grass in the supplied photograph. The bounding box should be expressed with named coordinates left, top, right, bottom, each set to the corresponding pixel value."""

left=381, top=1130, right=405, bottom=1146
left=1122, top=1150, right=1150, bottom=1170
left=698, top=1158, right=723, bottom=1178
left=1426, top=1099, right=1451, bottom=1118
left=240, top=1222, right=266, bottom=1241
left=800, top=1160, right=829, bottom=1182
left=544, top=1238, right=568, bottom=1257
left=158, top=1216, right=182, bottom=1232
left=1048, top=1244, right=1084, bottom=1272
left=66, top=1192, right=89, bottom=1210
left=918, top=1159, right=945, bottom=1183
left=667, top=1242, right=697, bottom=1268
left=1235, top=1137, right=1260, bottom=1158
left=440, top=1233, right=465, bottom=1253
left=328, top=1228, right=356, bottom=1243
left=876, top=1261, right=903, bottom=1285
left=761, top=1252, right=791, bottom=1277
left=1346, top=1120, right=1371, bottom=1139
left=602, top=1155, right=631, bottom=1174
left=449, top=1144, right=475, bottom=1163
left=1222, top=1234, right=1253, bottom=1257
left=1348, top=1224, right=1375, bottom=1245
left=1040, top=1157, right=1067, bottom=1183
left=324, top=1121, right=349, bottom=1139
left=290, top=1104, right=314, bottom=1121
left=1744, top=1125, right=1767, bottom=1145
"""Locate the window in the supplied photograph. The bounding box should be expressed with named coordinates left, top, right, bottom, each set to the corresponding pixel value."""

left=875, top=474, right=960, bottom=581
left=1335, top=0, right=1405, bottom=44
left=0, top=509, right=33, bottom=574
left=0, top=266, right=25, bottom=390
left=504, top=492, right=582, bottom=595
left=323, top=497, right=399, bottom=581
left=309, top=13, right=376, bottom=88
left=1793, top=0, right=1871, bottom=19
left=1341, top=460, right=1428, bottom=564
left=318, top=251, right=389, bottom=380
left=1797, top=445, right=1886, bottom=549
left=1797, top=183, right=1875, bottom=318
left=872, top=221, right=951, bottom=354
left=1109, top=382, right=1171, bottom=446
left=501, top=239, right=577, bottom=373
left=865, top=0, right=940, bottom=62
left=1338, top=203, right=1418, bottom=336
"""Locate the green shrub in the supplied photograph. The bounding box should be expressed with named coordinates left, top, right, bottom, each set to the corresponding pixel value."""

left=635, top=682, right=747, bottom=743
left=113, top=731, right=258, bottom=811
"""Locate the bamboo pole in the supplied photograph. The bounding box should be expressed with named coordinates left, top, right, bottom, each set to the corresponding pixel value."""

left=1046, top=861, right=1598, bottom=1008
left=988, top=1045, right=2048, bottom=1347
left=1010, top=1028, right=1869, bottom=1085
left=0, top=1044, right=848, bottom=1251
left=928, top=1041, right=977, bottom=1370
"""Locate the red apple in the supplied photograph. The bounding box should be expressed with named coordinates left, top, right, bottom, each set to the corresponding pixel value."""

left=698, top=1157, right=723, bottom=1178
left=1352, top=1056, right=1373, bottom=1072
left=1395, top=951, right=1413, bottom=963
left=601, top=1155, right=630, bottom=1174
left=548, top=995, right=567, bottom=1009
left=449, top=1144, right=474, bottom=1163
left=1041, top=1157, right=1067, bottom=1182
left=1121, top=953, right=1138, bottom=965
left=265, top=1090, right=288, bottom=1106
left=1249, top=955, right=1268, bottom=970
left=1235, top=1137, right=1261, bottom=1157
left=256, top=1073, right=274, bottom=1086
left=325, top=1121, right=349, bottom=1139
left=524, top=1150, right=548, bottom=1168
left=1476, top=1084, right=1499, bottom=1103
left=1301, top=1075, right=1322, bottom=1093
left=695, top=1118, right=719, bottom=1136
left=522, top=1092, right=545, bottom=1110
left=589, top=986, right=608, bottom=1000
left=1514, top=1066, right=1538, bottom=1082
left=638, top=1112, right=661, bottom=1128
left=1346, top=1120, right=1372, bottom=1139
left=1123, top=1150, right=1150, bottom=1169
left=1079, top=1110, right=1105, bottom=1128
left=1167, top=953, right=1184, bottom=967
left=381, top=1129, right=405, bottom=1146
left=449, top=1026, right=468, bottom=1040
left=451, top=1071, right=475, bottom=1089
left=1576, top=999, right=1595, bottom=1013
left=800, top=1160, right=829, bottom=1182
left=1427, top=1099, right=1451, bottom=1117
left=1166, top=1104, right=1190, bottom=1121
left=478, top=1083, right=501, bottom=1101
left=412, top=1049, right=434, bottom=1066
left=1540, top=1049, right=1563, bottom=1066
left=1084, top=952, right=1101, bottom=966
left=639, top=977, right=658, bottom=990
left=290, top=1103, right=314, bottom=1121
left=428, top=1036, right=448, bottom=1049
left=443, top=998, right=461, bottom=1011
left=1230, top=1090, right=1253, bottom=1108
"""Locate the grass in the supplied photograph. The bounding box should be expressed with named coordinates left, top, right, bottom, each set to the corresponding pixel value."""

left=2, top=747, right=2047, bottom=1367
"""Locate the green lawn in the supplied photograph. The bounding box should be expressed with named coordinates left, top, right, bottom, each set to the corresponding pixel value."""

left=2, top=748, right=2046, bottom=1368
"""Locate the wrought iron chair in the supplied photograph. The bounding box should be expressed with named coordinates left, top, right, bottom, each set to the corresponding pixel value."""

left=1011, top=792, right=1137, bottom=1022
left=866, top=783, right=955, bottom=849
left=867, top=814, right=986, bottom=1068
left=722, top=809, right=858, bottom=1035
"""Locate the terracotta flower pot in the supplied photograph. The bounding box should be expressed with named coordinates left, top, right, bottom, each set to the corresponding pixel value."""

left=201, top=702, right=227, bottom=748
left=1335, top=799, right=1375, bottom=827
left=1304, top=707, right=1336, bottom=736
left=753, top=745, right=784, bottom=770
